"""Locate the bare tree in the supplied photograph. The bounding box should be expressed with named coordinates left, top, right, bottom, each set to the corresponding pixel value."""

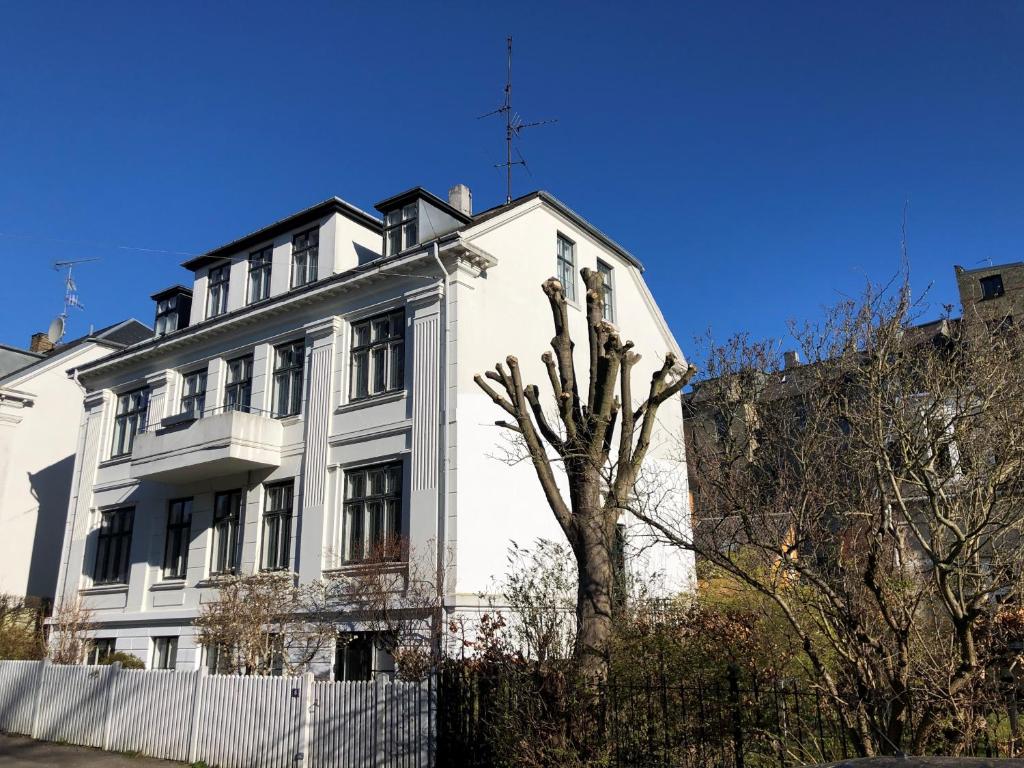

left=474, top=269, right=695, bottom=682
left=644, top=275, right=1024, bottom=756
left=48, top=598, right=94, bottom=665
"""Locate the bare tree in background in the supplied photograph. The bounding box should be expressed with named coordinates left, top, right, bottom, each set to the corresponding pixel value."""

left=474, top=269, right=695, bottom=682
left=644, top=275, right=1024, bottom=755
left=48, top=598, right=94, bottom=665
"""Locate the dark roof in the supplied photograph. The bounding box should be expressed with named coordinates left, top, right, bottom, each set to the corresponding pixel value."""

left=467, top=191, right=645, bottom=272
left=373, top=186, right=472, bottom=223
left=151, top=285, right=193, bottom=301
left=182, top=197, right=382, bottom=271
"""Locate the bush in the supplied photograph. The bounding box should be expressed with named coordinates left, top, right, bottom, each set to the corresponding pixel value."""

left=99, top=651, right=145, bottom=669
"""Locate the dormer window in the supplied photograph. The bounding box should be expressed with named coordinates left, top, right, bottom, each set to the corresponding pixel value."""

left=207, top=265, right=230, bottom=318
left=980, top=274, right=1005, bottom=300
left=384, top=204, right=417, bottom=256
left=291, top=228, right=319, bottom=288
left=152, top=286, right=192, bottom=338
left=155, top=296, right=179, bottom=337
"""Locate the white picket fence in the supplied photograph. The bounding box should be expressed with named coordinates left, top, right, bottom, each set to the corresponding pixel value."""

left=0, top=659, right=433, bottom=768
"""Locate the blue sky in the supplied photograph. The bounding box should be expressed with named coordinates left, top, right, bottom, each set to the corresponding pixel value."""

left=2, top=1, right=1022, bottom=363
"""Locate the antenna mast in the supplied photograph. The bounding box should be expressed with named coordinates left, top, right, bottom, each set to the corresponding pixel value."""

left=52, top=258, right=97, bottom=335
left=479, top=36, right=557, bottom=204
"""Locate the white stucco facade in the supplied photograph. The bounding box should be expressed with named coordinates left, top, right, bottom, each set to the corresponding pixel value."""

left=54, top=189, right=693, bottom=676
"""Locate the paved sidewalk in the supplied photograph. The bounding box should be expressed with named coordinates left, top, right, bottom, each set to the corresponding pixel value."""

left=0, top=734, right=186, bottom=767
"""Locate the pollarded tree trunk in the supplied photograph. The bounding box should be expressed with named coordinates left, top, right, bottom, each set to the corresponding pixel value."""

left=475, top=268, right=695, bottom=683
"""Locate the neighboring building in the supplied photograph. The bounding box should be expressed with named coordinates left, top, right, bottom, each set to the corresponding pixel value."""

left=0, top=320, right=152, bottom=604
left=52, top=185, right=691, bottom=676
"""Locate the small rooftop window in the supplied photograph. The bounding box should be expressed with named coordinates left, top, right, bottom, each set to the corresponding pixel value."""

left=384, top=203, right=417, bottom=256
left=980, top=274, right=1004, bottom=300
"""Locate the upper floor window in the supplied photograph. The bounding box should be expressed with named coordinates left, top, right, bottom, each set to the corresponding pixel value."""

left=111, top=388, right=149, bottom=457
left=181, top=369, right=207, bottom=419
left=224, top=355, right=253, bottom=414
left=557, top=235, right=577, bottom=302
left=207, top=265, right=230, bottom=319
left=155, top=296, right=179, bottom=337
left=980, top=274, right=1005, bottom=300
left=94, top=507, right=134, bottom=585
left=272, top=341, right=305, bottom=418
left=162, top=498, right=192, bottom=580
left=291, top=228, right=319, bottom=288
left=248, top=246, right=273, bottom=304
left=350, top=311, right=404, bottom=401
left=212, top=490, right=243, bottom=575
left=384, top=204, right=417, bottom=256
left=262, top=481, right=293, bottom=571
left=344, top=462, right=402, bottom=562
left=597, top=260, right=615, bottom=322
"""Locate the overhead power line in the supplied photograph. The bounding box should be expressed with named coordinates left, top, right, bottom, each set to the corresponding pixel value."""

left=0, top=230, right=200, bottom=257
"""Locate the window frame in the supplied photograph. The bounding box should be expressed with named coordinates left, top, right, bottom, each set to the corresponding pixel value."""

left=162, top=498, right=193, bottom=580
left=556, top=234, right=577, bottom=303
left=94, top=507, right=134, bottom=585
left=291, top=228, right=319, bottom=288
left=980, top=274, right=1005, bottom=300
left=248, top=245, right=273, bottom=304
left=224, top=355, right=254, bottom=414
left=206, top=264, right=230, bottom=318
left=211, top=489, right=243, bottom=576
left=261, top=481, right=294, bottom=571
left=343, top=462, right=403, bottom=563
left=154, top=296, right=179, bottom=337
left=152, top=636, right=178, bottom=670
left=180, top=369, right=207, bottom=419
left=111, top=388, right=150, bottom=457
left=349, top=310, right=405, bottom=402
left=383, top=203, right=418, bottom=257
left=597, top=259, right=615, bottom=322
left=87, top=638, right=116, bottom=665
left=335, top=633, right=375, bottom=681
left=272, top=340, right=305, bottom=418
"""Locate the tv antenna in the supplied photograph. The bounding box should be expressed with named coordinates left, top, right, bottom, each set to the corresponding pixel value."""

left=48, top=258, right=97, bottom=343
left=479, top=36, right=557, bottom=203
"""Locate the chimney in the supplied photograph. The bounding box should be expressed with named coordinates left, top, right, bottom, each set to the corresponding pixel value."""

left=30, top=333, right=54, bottom=355
left=448, top=184, right=472, bottom=217
left=783, top=350, right=801, bottom=369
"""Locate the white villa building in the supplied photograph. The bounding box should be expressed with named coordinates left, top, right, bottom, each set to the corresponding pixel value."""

left=55, top=184, right=692, bottom=677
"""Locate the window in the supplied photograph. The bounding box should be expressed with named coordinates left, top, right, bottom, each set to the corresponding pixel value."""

left=162, top=499, right=192, bottom=580
left=94, top=508, right=134, bottom=585
left=556, top=235, right=576, bottom=302
left=248, top=246, right=273, bottom=304
left=384, top=203, right=418, bottom=256
left=155, top=295, right=179, bottom=337
left=597, top=260, right=615, bottom=322
left=344, top=463, right=402, bottom=562
left=272, top=341, right=305, bottom=417
left=180, top=370, right=207, bottom=419
left=262, top=481, right=293, bottom=571
left=205, top=643, right=233, bottom=675
left=291, top=228, right=319, bottom=288
left=86, top=638, right=115, bottom=665
left=980, top=274, right=1004, bottom=300
left=224, top=355, right=254, bottom=413
left=335, top=633, right=374, bottom=681
left=207, top=264, right=230, bottom=318
left=152, top=637, right=178, bottom=670
left=350, top=311, right=404, bottom=400
left=212, top=490, right=243, bottom=575
left=111, top=388, right=149, bottom=457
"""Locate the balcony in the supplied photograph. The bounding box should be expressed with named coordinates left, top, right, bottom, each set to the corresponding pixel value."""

left=130, top=408, right=283, bottom=483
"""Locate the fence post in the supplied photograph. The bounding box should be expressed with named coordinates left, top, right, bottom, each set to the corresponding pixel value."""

left=296, top=671, right=314, bottom=765
left=375, top=675, right=387, bottom=768
left=29, top=659, right=48, bottom=738
left=101, top=661, right=122, bottom=750
left=187, top=666, right=207, bottom=763
left=727, top=664, right=745, bottom=768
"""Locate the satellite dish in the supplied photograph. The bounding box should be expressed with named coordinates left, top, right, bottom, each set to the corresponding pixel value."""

left=47, top=315, right=65, bottom=344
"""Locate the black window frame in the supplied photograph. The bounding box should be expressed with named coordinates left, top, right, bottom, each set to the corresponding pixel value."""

left=207, top=264, right=230, bottom=318
left=180, top=369, right=207, bottom=419
left=980, top=274, right=1005, bottom=300
left=291, top=228, right=319, bottom=288
left=349, top=310, right=404, bottom=401
left=335, top=633, right=374, bottom=681
left=383, top=203, right=417, bottom=256
left=248, top=245, right=273, bottom=304
left=162, top=498, right=192, bottom=580
left=556, top=234, right=577, bottom=302
left=154, top=295, right=179, bottom=337
left=94, top=507, right=134, bottom=585
left=262, top=481, right=294, bottom=571
left=272, top=340, right=305, bottom=418
left=111, top=388, right=150, bottom=457
left=152, top=636, right=178, bottom=670
left=344, top=462, right=402, bottom=563
left=597, top=259, right=615, bottom=322
left=224, top=355, right=254, bottom=414
left=211, top=489, right=243, bottom=576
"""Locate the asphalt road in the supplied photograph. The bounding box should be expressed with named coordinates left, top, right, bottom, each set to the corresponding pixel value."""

left=0, top=734, right=186, bottom=767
